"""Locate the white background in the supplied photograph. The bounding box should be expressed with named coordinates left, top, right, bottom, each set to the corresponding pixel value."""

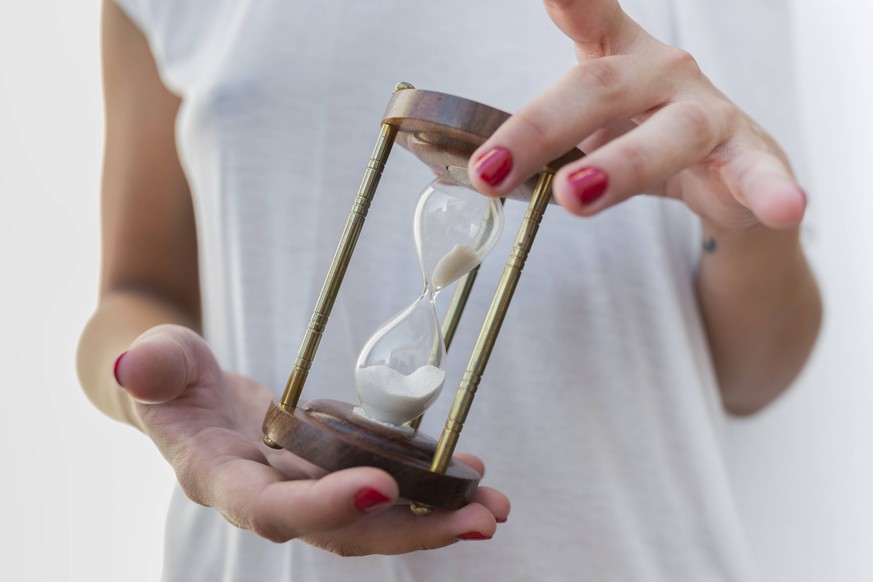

left=0, top=1, right=870, bottom=581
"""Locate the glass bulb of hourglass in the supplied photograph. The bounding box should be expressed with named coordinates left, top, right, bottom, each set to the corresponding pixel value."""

left=355, top=294, right=446, bottom=426
left=414, top=176, right=504, bottom=292
left=354, top=174, right=504, bottom=428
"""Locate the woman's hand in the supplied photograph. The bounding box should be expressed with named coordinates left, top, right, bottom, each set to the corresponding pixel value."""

left=113, top=325, right=509, bottom=555
left=469, top=0, right=806, bottom=232
left=467, top=0, right=821, bottom=414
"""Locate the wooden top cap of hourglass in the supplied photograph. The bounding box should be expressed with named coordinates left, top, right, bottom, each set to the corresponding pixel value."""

left=382, top=85, right=584, bottom=199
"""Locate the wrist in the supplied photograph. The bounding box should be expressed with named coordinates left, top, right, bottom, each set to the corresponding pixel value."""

left=697, top=219, right=814, bottom=307
left=699, top=219, right=803, bottom=267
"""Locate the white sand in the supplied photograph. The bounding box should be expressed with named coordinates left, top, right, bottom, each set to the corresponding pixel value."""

left=431, top=244, right=480, bottom=290
left=355, top=364, right=446, bottom=426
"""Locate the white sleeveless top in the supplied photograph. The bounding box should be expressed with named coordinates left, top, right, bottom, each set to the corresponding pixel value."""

left=115, top=1, right=802, bottom=580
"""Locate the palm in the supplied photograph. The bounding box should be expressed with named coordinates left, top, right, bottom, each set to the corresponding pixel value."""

left=119, top=326, right=509, bottom=554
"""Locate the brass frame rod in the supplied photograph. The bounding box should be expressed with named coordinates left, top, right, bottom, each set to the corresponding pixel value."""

left=441, top=266, right=479, bottom=351
left=279, top=121, right=400, bottom=409
left=429, top=169, right=555, bottom=473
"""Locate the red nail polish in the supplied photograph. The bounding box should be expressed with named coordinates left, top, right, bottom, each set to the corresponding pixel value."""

left=113, top=351, right=128, bottom=386
left=474, top=147, right=512, bottom=187
left=567, top=167, right=608, bottom=205
left=457, top=532, right=492, bottom=541
left=354, top=488, right=391, bottom=512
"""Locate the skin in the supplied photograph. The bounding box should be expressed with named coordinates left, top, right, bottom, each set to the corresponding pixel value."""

left=469, top=0, right=822, bottom=415
left=77, top=0, right=821, bottom=556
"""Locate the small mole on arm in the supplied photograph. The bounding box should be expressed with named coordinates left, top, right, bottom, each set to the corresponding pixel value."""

left=703, top=237, right=717, bottom=254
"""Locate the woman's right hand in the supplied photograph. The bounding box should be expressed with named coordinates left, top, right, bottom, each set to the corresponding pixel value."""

left=113, top=324, right=509, bottom=555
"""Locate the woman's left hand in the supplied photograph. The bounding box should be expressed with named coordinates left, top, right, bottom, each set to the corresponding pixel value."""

left=468, top=0, right=806, bottom=232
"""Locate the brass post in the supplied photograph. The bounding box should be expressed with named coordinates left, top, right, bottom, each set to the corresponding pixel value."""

left=279, top=89, right=409, bottom=409
left=429, top=169, right=555, bottom=474
left=440, top=267, right=480, bottom=352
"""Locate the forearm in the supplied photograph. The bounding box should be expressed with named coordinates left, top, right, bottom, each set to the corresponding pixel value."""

left=76, top=290, right=201, bottom=430
left=697, top=222, right=822, bottom=415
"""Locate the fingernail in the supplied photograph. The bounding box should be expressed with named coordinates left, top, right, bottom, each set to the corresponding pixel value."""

left=113, top=351, right=128, bottom=386
left=496, top=517, right=507, bottom=524
left=457, top=531, right=492, bottom=541
left=567, top=167, right=609, bottom=205
left=354, top=488, right=391, bottom=513
left=473, top=147, right=512, bottom=187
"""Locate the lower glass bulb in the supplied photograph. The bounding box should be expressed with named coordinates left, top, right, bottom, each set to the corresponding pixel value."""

left=354, top=295, right=446, bottom=427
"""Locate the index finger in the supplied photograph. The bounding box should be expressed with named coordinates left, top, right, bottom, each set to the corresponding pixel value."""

left=468, top=54, right=670, bottom=197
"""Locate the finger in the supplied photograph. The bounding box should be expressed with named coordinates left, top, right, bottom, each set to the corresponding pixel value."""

left=552, top=99, right=731, bottom=215
left=468, top=55, right=671, bottom=197
left=472, top=486, right=511, bottom=523
left=579, top=120, right=637, bottom=153
left=114, top=324, right=220, bottom=403
left=306, top=498, right=504, bottom=556
left=439, top=454, right=512, bottom=521
left=453, top=451, right=485, bottom=477
left=721, top=149, right=806, bottom=228
left=209, top=461, right=400, bottom=543
left=542, top=0, right=630, bottom=55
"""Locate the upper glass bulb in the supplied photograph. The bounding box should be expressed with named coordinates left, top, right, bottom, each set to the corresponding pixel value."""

left=414, top=176, right=504, bottom=293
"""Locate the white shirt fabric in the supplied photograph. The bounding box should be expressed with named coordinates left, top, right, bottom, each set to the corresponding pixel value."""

left=114, top=1, right=803, bottom=580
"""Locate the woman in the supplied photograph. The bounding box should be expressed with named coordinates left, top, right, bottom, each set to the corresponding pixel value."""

left=78, top=0, right=821, bottom=579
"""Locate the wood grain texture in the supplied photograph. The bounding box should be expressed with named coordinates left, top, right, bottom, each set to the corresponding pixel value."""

left=382, top=88, right=584, bottom=200
left=262, top=400, right=481, bottom=509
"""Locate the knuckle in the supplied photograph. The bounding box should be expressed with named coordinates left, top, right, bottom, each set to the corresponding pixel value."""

left=514, top=110, right=555, bottom=152
left=575, top=60, right=624, bottom=98
left=331, top=543, right=358, bottom=558
left=673, top=101, right=718, bottom=147
left=415, top=535, right=443, bottom=552
left=319, top=539, right=365, bottom=558
left=665, top=47, right=700, bottom=74
left=248, top=515, right=291, bottom=544
left=174, top=455, right=208, bottom=506
left=615, top=141, right=651, bottom=183
left=405, top=515, right=450, bottom=552
left=718, top=100, right=741, bottom=131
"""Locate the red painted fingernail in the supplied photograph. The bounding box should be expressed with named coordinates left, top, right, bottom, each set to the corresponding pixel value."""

left=354, top=488, right=391, bottom=512
left=457, top=531, right=492, bottom=541
left=474, top=147, right=513, bottom=187
left=567, top=167, right=609, bottom=205
left=113, top=351, right=128, bottom=386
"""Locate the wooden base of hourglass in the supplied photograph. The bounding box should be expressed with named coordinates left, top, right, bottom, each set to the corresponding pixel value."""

left=262, top=400, right=481, bottom=509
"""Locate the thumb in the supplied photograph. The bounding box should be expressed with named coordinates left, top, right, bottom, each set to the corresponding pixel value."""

left=114, top=324, right=220, bottom=404
left=723, top=150, right=807, bottom=229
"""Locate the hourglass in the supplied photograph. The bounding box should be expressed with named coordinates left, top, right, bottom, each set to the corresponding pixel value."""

left=261, top=83, right=583, bottom=513
left=354, top=178, right=503, bottom=428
